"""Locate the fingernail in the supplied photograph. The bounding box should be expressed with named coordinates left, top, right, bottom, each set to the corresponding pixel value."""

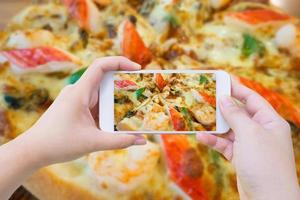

left=132, top=62, right=141, bottom=69
left=220, top=96, right=235, bottom=107
left=134, top=138, right=147, bottom=145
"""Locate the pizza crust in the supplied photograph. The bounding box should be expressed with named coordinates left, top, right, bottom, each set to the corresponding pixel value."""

left=24, top=167, right=102, bottom=200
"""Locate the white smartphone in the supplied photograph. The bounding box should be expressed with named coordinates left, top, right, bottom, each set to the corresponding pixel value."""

left=99, top=70, right=230, bottom=134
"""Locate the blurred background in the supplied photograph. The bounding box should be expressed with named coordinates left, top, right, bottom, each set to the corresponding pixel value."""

left=1, top=0, right=299, bottom=29
left=0, top=0, right=30, bottom=28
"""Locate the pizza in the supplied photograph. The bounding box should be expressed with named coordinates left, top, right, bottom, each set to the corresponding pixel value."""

left=114, top=73, right=216, bottom=131
left=0, top=0, right=299, bottom=199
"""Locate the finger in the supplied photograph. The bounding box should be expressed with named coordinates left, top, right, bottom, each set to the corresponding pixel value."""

left=91, top=131, right=146, bottom=151
left=76, top=56, right=141, bottom=95
left=231, top=77, right=277, bottom=117
left=221, top=130, right=235, bottom=142
left=196, top=133, right=233, bottom=160
left=220, top=95, right=254, bottom=132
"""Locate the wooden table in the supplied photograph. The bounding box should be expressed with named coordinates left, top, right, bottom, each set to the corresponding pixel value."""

left=0, top=0, right=30, bottom=28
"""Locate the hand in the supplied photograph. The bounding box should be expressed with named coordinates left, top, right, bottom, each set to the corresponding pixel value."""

left=196, top=79, right=300, bottom=200
left=18, top=56, right=146, bottom=167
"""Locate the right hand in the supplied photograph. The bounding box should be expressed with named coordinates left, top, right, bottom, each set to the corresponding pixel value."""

left=196, top=79, right=300, bottom=200
left=17, top=56, right=146, bottom=168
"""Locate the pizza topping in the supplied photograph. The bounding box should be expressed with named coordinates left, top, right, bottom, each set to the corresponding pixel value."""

left=210, top=0, right=232, bottom=10
left=225, top=9, right=291, bottom=29
left=198, top=91, right=216, bottom=106
left=239, top=77, right=300, bottom=127
left=118, top=20, right=152, bottom=68
left=4, top=95, right=23, bottom=110
left=0, top=47, right=80, bottom=74
left=88, top=141, right=160, bottom=193
left=181, top=148, right=204, bottom=178
left=199, top=74, right=209, bottom=84
left=114, top=96, right=131, bottom=104
left=5, top=29, right=56, bottom=49
left=135, top=87, right=147, bottom=101
left=179, top=107, right=194, bottom=131
left=106, top=24, right=117, bottom=38
left=191, top=103, right=216, bottom=126
left=115, top=80, right=139, bottom=90
left=0, top=109, right=10, bottom=139
left=4, top=88, right=50, bottom=111
left=161, top=134, right=208, bottom=199
left=155, top=73, right=167, bottom=91
left=93, top=0, right=111, bottom=7
left=164, top=13, right=180, bottom=29
left=275, top=24, right=298, bottom=49
left=169, top=107, right=187, bottom=131
left=68, top=67, right=87, bottom=84
left=63, top=0, right=102, bottom=33
left=242, top=33, right=265, bottom=57
left=79, top=29, right=89, bottom=48
left=139, top=0, right=156, bottom=17
left=227, top=9, right=290, bottom=24
left=149, top=5, right=170, bottom=33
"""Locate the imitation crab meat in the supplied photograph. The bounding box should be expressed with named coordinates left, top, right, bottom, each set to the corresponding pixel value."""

left=155, top=73, right=167, bottom=92
left=0, top=47, right=80, bottom=74
left=224, top=9, right=291, bottom=30
left=239, top=77, right=300, bottom=127
left=160, top=134, right=207, bottom=200
left=198, top=91, right=216, bottom=106
left=169, top=107, right=187, bottom=131
left=118, top=20, right=152, bottom=68
left=62, top=0, right=102, bottom=33
left=114, top=80, right=139, bottom=90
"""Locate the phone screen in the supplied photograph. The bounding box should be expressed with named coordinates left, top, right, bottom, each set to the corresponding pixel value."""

left=113, top=72, right=216, bottom=132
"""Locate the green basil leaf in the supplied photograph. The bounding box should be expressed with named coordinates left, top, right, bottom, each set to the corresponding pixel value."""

left=68, top=68, right=87, bottom=84
left=124, top=110, right=137, bottom=118
left=180, top=107, right=194, bottom=131
left=199, top=75, right=208, bottom=84
left=242, top=34, right=265, bottom=58
left=164, top=13, right=180, bottom=28
left=135, top=87, right=146, bottom=99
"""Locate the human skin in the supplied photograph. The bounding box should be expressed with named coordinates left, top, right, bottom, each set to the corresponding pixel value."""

left=197, top=79, right=300, bottom=200
left=0, top=56, right=147, bottom=200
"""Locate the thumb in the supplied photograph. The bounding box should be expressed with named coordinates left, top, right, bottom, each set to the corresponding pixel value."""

left=220, top=96, right=254, bottom=134
left=90, top=130, right=147, bottom=151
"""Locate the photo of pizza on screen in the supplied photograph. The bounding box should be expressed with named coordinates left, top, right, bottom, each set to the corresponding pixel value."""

left=114, top=73, right=216, bottom=131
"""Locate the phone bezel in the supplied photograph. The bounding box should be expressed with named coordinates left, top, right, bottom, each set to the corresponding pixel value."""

left=99, top=70, right=230, bottom=134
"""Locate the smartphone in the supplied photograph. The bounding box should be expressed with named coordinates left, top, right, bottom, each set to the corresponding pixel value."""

left=99, top=70, right=230, bottom=134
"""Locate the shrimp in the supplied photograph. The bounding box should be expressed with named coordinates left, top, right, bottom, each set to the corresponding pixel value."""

left=87, top=141, right=160, bottom=193
left=191, top=103, right=216, bottom=126
left=142, top=104, right=172, bottom=131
